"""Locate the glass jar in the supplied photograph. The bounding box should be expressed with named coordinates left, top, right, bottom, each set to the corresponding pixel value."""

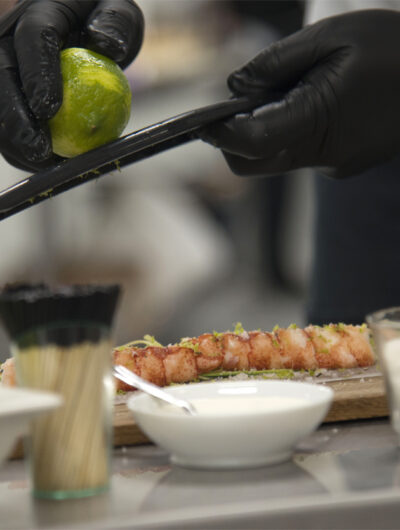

left=0, top=283, right=120, bottom=500
left=367, top=307, right=400, bottom=438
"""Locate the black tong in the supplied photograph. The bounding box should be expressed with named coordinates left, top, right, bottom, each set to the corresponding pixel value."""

left=0, top=95, right=265, bottom=220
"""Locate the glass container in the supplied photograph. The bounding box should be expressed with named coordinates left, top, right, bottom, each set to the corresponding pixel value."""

left=367, top=307, right=400, bottom=438
left=0, top=284, right=119, bottom=500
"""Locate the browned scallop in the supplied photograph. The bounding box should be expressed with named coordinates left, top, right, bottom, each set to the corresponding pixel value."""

left=0, top=357, right=16, bottom=387
left=305, top=325, right=358, bottom=369
left=221, top=333, right=250, bottom=370
left=304, top=326, right=338, bottom=369
left=248, top=331, right=283, bottom=369
left=339, top=325, right=376, bottom=367
left=113, top=347, right=140, bottom=391
left=135, top=347, right=167, bottom=387
left=163, top=346, right=198, bottom=384
left=323, top=325, right=359, bottom=368
left=276, top=328, right=318, bottom=370
left=272, top=329, right=292, bottom=369
left=194, top=333, right=224, bottom=373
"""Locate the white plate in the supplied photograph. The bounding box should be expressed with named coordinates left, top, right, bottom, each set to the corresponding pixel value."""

left=0, top=386, right=62, bottom=466
left=127, top=380, right=333, bottom=469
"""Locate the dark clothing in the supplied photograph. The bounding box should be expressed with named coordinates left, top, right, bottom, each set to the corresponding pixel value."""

left=307, top=156, right=400, bottom=325
left=230, top=1, right=304, bottom=36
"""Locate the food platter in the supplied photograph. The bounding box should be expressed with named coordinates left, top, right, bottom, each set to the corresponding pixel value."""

left=4, top=321, right=388, bottom=457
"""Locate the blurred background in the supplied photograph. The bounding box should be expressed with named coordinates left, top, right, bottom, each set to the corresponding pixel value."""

left=0, top=0, right=314, bottom=359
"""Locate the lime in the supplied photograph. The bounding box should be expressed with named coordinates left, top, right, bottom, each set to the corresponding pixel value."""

left=49, top=48, right=131, bottom=158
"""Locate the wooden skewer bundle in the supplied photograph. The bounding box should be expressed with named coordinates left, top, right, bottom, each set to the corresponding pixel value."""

left=14, top=339, right=113, bottom=496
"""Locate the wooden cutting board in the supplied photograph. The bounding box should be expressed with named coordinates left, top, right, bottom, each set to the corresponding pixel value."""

left=9, top=375, right=389, bottom=458
left=323, top=376, right=388, bottom=422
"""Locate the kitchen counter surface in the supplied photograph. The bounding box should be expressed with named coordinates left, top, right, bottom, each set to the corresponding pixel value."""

left=1, top=418, right=400, bottom=530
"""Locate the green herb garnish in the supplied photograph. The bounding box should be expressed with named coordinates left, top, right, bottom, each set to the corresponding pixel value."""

left=233, top=322, right=244, bottom=335
left=198, top=368, right=295, bottom=380
left=179, top=339, right=200, bottom=353
left=39, top=190, right=53, bottom=199
left=115, top=334, right=163, bottom=350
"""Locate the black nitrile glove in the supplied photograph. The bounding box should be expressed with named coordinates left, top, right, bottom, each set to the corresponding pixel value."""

left=200, top=10, right=400, bottom=179
left=0, top=0, right=144, bottom=171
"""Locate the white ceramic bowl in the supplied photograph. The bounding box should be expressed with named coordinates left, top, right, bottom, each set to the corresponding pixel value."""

left=0, top=386, right=62, bottom=467
left=128, top=380, right=333, bottom=469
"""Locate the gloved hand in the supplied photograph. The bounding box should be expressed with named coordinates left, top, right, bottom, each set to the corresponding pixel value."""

left=0, top=0, right=144, bottom=171
left=200, top=10, right=400, bottom=179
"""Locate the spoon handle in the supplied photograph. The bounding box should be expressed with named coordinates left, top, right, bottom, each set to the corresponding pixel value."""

left=113, top=365, right=196, bottom=415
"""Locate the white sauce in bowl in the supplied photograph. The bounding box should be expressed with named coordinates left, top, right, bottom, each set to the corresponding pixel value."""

left=161, top=396, right=309, bottom=416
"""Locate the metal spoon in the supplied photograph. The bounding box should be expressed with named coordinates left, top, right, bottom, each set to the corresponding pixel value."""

left=113, top=365, right=197, bottom=416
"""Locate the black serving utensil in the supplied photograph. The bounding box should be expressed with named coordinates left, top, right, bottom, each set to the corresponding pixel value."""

left=0, top=95, right=266, bottom=221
